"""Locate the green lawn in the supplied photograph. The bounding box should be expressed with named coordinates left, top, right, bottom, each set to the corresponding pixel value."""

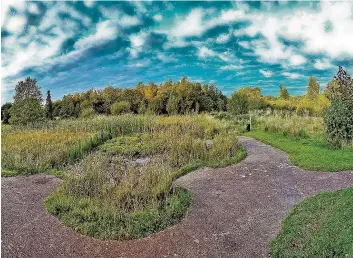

left=269, top=187, right=353, bottom=258
left=245, top=131, right=353, bottom=171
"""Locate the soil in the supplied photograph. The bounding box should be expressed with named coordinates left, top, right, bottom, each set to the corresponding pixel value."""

left=2, top=136, right=353, bottom=258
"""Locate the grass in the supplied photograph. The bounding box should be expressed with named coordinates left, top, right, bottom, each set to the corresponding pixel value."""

left=269, top=186, right=353, bottom=258
left=241, top=114, right=352, bottom=171
left=245, top=130, right=353, bottom=171
left=1, top=115, right=156, bottom=175
left=44, top=114, right=246, bottom=240
left=242, top=114, right=353, bottom=257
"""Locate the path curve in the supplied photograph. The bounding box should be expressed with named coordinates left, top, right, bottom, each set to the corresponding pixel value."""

left=2, top=137, right=353, bottom=258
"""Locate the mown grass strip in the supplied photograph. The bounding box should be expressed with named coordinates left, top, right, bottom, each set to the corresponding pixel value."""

left=269, top=186, right=353, bottom=258
left=244, top=130, right=353, bottom=171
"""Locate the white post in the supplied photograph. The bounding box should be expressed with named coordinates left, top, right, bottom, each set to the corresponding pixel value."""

left=249, top=115, right=252, bottom=131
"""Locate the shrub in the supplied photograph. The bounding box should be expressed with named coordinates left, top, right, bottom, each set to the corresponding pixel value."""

left=111, top=101, right=131, bottom=115
left=324, top=100, right=353, bottom=147
left=80, top=107, right=96, bottom=118
left=324, top=67, right=353, bottom=147
left=228, top=92, right=249, bottom=115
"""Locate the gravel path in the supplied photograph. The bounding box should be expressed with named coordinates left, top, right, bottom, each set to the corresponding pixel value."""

left=2, top=137, right=353, bottom=258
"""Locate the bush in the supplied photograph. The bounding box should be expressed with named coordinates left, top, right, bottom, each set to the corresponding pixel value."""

left=111, top=101, right=131, bottom=115
left=80, top=107, right=96, bottom=118
left=227, top=92, right=249, bottom=115
left=324, top=100, right=353, bottom=147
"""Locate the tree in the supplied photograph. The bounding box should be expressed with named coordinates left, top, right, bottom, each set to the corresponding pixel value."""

left=166, top=94, right=180, bottom=115
left=227, top=91, right=249, bottom=115
left=110, top=101, right=131, bottom=115
left=14, top=77, right=42, bottom=102
left=307, top=76, right=320, bottom=99
left=325, top=66, right=353, bottom=102
left=9, top=99, right=45, bottom=125
left=324, top=67, right=353, bottom=146
left=1, top=103, right=12, bottom=124
left=279, top=85, right=289, bottom=100
left=59, top=95, right=80, bottom=118
left=10, top=77, right=44, bottom=125
left=53, top=100, right=62, bottom=117
left=45, top=90, right=54, bottom=120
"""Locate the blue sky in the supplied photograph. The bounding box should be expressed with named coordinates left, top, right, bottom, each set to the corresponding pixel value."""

left=1, top=1, right=353, bottom=103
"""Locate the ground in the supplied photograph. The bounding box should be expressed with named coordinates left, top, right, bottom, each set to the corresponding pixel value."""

left=2, top=137, right=353, bottom=258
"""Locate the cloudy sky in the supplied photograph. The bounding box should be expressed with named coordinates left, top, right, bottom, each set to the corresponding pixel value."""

left=1, top=1, right=353, bottom=103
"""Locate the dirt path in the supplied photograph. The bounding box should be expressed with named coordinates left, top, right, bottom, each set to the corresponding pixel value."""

left=2, top=137, right=353, bottom=258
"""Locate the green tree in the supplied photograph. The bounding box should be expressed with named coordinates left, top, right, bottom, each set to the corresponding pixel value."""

left=279, top=85, right=289, bottom=99
left=9, top=99, right=45, bottom=125
left=53, top=100, right=62, bottom=117
left=325, top=66, right=353, bottom=102
left=13, top=77, right=42, bottom=102
left=166, top=94, right=180, bottom=115
left=10, top=77, right=44, bottom=125
left=324, top=67, right=353, bottom=146
left=60, top=95, right=80, bottom=118
left=1, top=103, right=12, bottom=124
left=45, top=90, right=54, bottom=120
left=80, top=107, right=96, bottom=118
left=324, top=100, right=353, bottom=146
left=111, top=101, right=131, bottom=115
left=307, top=76, right=320, bottom=99
left=227, top=91, right=249, bottom=115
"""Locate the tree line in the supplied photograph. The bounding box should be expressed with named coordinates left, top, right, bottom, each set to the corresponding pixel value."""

left=2, top=68, right=352, bottom=143
left=1, top=77, right=227, bottom=124
left=227, top=75, right=331, bottom=116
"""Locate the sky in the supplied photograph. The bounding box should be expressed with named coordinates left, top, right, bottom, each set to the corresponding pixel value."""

left=1, top=1, right=353, bottom=103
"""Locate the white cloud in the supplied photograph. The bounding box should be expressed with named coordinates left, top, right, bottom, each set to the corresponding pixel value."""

left=157, top=52, right=177, bottom=63
left=1, top=2, right=105, bottom=83
left=197, top=46, right=233, bottom=62
left=234, top=1, right=353, bottom=66
left=83, top=1, right=95, bottom=8
left=128, top=59, right=151, bottom=68
left=198, top=46, right=216, bottom=58
left=289, top=54, right=307, bottom=66
left=219, top=9, right=246, bottom=23
left=119, top=15, right=141, bottom=27
left=128, top=31, right=149, bottom=58
left=238, top=41, right=250, bottom=49
left=1, top=1, right=26, bottom=25
left=219, top=64, right=243, bottom=71
left=259, top=69, right=273, bottom=77
left=28, top=3, right=40, bottom=15
left=74, top=20, right=117, bottom=49
left=5, top=16, right=26, bottom=34
left=153, top=14, right=163, bottom=22
left=314, top=59, right=335, bottom=70
left=167, top=7, right=247, bottom=47
left=282, top=72, right=302, bottom=79
left=216, top=33, right=231, bottom=44
left=172, top=8, right=205, bottom=38
left=130, top=34, right=145, bottom=48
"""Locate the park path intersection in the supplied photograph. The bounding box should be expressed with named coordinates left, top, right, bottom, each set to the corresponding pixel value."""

left=2, top=137, right=353, bottom=258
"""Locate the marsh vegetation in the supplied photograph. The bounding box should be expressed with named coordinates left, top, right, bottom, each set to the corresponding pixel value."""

left=5, top=114, right=244, bottom=239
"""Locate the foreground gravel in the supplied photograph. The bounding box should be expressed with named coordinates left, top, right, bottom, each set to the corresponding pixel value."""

left=2, top=137, right=353, bottom=258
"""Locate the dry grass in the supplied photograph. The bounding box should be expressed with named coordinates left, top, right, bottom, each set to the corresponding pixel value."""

left=45, top=114, right=246, bottom=240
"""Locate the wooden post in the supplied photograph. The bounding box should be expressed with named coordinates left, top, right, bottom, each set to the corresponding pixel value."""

left=249, top=115, right=252, bottom=131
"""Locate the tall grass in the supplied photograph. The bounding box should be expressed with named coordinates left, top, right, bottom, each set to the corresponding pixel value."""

left=45, top=114, right=246, bottom=240
left=253, top=114, right=324, bottom=139
left=1, top=115, right=156, bottom=174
